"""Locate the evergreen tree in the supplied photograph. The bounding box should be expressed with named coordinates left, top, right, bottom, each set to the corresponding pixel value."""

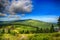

left=36, top=27, right=39, bottom=33
left=50, top=24, right=54, bottom=33
left=57, top=16, right=60, bottom=30
left=39, top=28, right=43, bottom=33
left=2, top=29, right=5, bottom=34
left=8, top=29, right=10, bottom=33
left=26, top=30, right=29, bottom=34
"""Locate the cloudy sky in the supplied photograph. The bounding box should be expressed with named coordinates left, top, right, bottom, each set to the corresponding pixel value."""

left=0, top=0, right=60, bottom=23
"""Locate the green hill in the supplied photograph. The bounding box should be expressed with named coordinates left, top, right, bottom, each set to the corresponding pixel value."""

left=0, top=19, right=59, bottom=40
left=14, top=19, right=57, bottom=28
left=0, top=19, right=57, bottom=28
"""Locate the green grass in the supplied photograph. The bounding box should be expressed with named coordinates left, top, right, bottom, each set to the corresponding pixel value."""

left=0, top=19, right=59, bottom=40
left=0, top=19, right=57, bottom=28
left=0, top=32, right=60, bottom=40
left=0, top=24, right=59, bottom=40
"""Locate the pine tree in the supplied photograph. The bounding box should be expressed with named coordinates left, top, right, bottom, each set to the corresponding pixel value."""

left=8, top=29, right=10, bottom=33
left=2, top=29, right=5, bottom=34
left=50, top=24, right=54, bottom=33
left=40, top=28, right=43, bottom=33
left=36, top=27, right=39, bottom=33
left=57, top=16, right=60, bottom=30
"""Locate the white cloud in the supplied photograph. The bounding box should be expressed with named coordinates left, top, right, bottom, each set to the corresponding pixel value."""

left=33, top=15, right=58, bottom=23
left=0, top=13, right=7, bottom=17
left=0, top=15, right=20, bottom=21
left=9, top=0, right=33, bottom=15
left=0, top=0, right=33, bottom=18
left=0, top=0, right=10, bottom=13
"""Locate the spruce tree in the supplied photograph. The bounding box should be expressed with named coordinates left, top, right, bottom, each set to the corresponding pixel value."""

left=50, top=24, right=54, bottom=33
left=2, top=29, right=5, bottom=34
left=8, top=29, right=10, bottom=33
left=57, top=16, right=60, bottom=30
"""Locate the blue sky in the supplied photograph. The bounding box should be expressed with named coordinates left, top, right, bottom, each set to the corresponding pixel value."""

left=30, top=0, right=60, bottom=16
left=0, top=0, right=60, bottom=23
left=22, top=0, right=60, bottom=23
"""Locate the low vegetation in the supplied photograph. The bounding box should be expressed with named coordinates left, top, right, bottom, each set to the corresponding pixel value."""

left=0, top=19, right=59, bottom=40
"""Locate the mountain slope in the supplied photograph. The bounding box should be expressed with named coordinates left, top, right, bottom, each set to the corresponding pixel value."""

left=12, top=19, right=57, bottom=28
left=0, top=19, right=57, bottom=28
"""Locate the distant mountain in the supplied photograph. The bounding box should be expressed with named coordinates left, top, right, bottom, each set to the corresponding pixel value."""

left=0, top=19, right=57, bottom=28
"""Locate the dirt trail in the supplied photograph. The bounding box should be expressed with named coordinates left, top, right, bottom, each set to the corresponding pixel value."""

left=20, top=35, right=28, bottom=40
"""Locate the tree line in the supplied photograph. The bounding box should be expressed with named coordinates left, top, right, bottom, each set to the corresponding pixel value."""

left=0, top=16, right=60, bottom=34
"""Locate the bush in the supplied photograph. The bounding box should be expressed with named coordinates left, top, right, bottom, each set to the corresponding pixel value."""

left=43, top=37, right=49, bottom=40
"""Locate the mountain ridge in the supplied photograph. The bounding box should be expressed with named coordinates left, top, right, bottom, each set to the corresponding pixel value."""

left=0, top=19, right=57, bottom=28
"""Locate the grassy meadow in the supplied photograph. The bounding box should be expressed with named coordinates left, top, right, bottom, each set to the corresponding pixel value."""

left=0, top=19, right=59, bottom=40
